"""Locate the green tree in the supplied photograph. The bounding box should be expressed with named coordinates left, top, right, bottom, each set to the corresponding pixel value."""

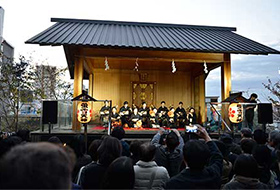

left=27, top=65, right=73, bottom=100
left=0, top=53, right=73, bottom=131
left=0, top=55, right=30, bottom=131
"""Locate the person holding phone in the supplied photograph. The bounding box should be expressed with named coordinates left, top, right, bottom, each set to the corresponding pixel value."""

left=165, top=125, right=223, bottom=189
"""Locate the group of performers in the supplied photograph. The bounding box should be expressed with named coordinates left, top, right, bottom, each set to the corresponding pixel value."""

left=99, top=100, right=197, bottom=129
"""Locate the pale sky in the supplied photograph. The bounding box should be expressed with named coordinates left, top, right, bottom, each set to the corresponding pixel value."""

left=1, top=0, right=280, bottom=102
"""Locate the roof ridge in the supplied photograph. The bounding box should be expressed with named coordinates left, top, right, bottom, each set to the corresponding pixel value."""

left=51, top=18, right=237, bottom=32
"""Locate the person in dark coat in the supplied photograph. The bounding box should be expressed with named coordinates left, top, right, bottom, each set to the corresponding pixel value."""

left=0, top=142, right=72, bottom=189
left=165, top=125, right=223, bottom=189
left=253, top=128, right=268, bottom=145
left=252, top=144, right=276, bottom=188
left=174, top=102, right=186, bottom=128
left=214, top=140, right=233, bottom=187
left=80, top=136, right=122, bottom=189
left=240, top=138, right=257, bottom=154
left=129, top=140, right=143, bottom=165
left=158, top=101, right=169, bottom=127
left=119, top=101, right=131, bottom=127
left=68, top=135, right=92, bottom=182
left=186, top=107, right=197, bottom=125
left=245, top=93, right=258, bottom=130
left=152, top=128, right=184, bottom=177
left=111, top=126, right=130, bottom=157
left=102, top=156, right=135, bottom=189
left=223, top=154, right=269, bottom=189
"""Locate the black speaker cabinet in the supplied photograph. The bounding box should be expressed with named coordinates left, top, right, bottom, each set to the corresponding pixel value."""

left=42, top=101, right=58, bottom=124
left=258, top=103, right=273, bottom=124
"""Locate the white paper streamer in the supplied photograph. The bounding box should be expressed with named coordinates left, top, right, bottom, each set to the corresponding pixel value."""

left=105, top=57, right=109, bottom=70
left=134, top=58, right=139, bottom=71
left=204, top=60, right=208, bottom=74
left=172, top=59, right=176, bottom=73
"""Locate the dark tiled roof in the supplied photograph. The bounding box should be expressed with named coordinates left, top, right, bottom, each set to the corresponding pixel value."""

left=26, top=18, right=280, bottom=55
left=222, top=92, right=247, bottom=103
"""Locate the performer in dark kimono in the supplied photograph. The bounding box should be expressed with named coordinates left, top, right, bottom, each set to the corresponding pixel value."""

left=186, top=107, right=197, bottom=125
left=158, top=101, right=169, bottom=127
left=111, top=107, right=121, bottom=127
left=174, top=101, right=187, bottom=128
left=119, top=101, right=131, bottom=127
left=168, top=107, right=176, bottom=128
left=149, top=106, right=160, bottom=128
left=139, top=102, right=150, bottom=128
left=99, top=100, right=110, bottom=127
left=245, top=93, right=258, bottom=130
left=130, top=107, right=142, bottom=128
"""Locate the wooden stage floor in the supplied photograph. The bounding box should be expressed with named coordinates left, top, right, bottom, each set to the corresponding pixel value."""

left=31, top=125, right=239, bottom=143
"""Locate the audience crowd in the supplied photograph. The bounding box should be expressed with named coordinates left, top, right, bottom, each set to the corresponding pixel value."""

left=1, top=126, right=280, bottom=189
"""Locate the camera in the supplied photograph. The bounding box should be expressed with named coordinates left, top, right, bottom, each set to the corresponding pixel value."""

left=185, top=125, right=198, bottom=133
left=159, top=129, right=170, bottom=145
left=0, top=131, right=16, bottom=140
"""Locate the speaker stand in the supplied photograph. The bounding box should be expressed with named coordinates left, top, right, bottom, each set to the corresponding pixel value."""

left=48, top=122, right=52, bottom=134
left=83, top=123, right=88, bottom=154
left=262, top=123, right=267, bottom=133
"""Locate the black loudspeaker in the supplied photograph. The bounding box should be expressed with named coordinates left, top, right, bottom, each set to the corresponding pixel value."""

left=42, top=101, right=58, bottom=124
left=258, top=103, right=273, bottom=124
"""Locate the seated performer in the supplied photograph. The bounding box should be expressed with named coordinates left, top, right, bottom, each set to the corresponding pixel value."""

left=186, top=107, right=197, bottom=125
left=100, top=100, right=110, bottom=127
left=119, top=101, right=131, bottom=128
left=168, top=107, right=176, bottom=128
left=149, top=106, right=160, bottom=128
left=130, top=107, right=142, bottom=128
left=111, top=107, right=121, bottom=127
left=158, top=101, right=169, bottom=127
left=139, top=102, right=150, bottom=128
left=174, top=102, right=187, bottom=128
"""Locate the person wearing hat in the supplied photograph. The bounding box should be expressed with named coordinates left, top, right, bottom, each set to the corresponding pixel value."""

left=174, top=102, right=186, bottom=128
left=119, top=101, right=131, bottom=127
left=158, top=101, right=169, bottom=127
left=100, top=100, right=110, bottom=127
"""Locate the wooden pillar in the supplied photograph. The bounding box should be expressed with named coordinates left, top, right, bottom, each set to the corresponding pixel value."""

left=88, top=73, right=94, bottom=97
left=72, top=58, right=84, bottom=131
left=194, top=74, right=206, bottom=124
left=221, top=53, right=231, bottom=101
left=221, top=53, right=231, bottom=129
left=88, top=73, right=94, bottom=121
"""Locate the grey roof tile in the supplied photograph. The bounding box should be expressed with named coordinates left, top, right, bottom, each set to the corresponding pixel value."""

left=25, top=18, right=280, bottom=55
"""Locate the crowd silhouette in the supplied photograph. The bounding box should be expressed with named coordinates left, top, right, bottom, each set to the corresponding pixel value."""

left=1, top=126, right=280, bottom=189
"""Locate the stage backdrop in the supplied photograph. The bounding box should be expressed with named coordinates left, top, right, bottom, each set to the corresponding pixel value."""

left=91, top=69, right=193, bottom=111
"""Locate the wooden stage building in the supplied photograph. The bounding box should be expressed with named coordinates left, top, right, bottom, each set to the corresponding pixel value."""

left=26, top=18, right=279, bottom=141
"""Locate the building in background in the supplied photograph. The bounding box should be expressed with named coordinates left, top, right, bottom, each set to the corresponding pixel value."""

left=0, top=6, right=14, bottom=64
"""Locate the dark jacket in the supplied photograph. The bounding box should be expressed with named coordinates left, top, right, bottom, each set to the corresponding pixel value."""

left=80, top=162, right=107, bottom=189
left=152, top=133, right=184, bottom=177
left=121, top=140, right=130, bottom=157
left=165, top=141, right=223, bottom=189
left=223, top=175, right=269, bottom=189
left=72, top=154, right=92, bottom=181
